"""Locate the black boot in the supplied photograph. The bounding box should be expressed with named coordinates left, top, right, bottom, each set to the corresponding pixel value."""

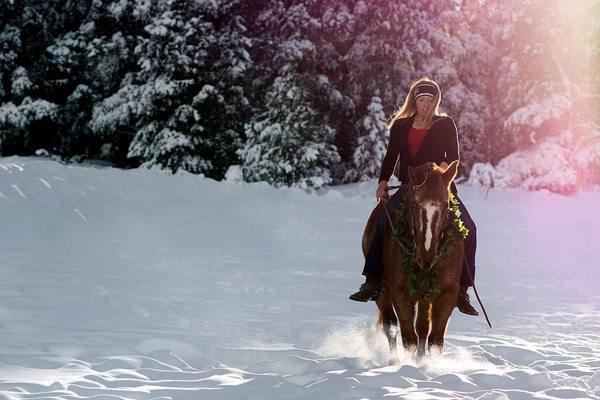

left=349, top=276, right=381, bottom=302
left=456, top=286, right=479, bottom=316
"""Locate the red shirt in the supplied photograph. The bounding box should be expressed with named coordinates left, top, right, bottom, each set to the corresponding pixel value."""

left=408, top=126, right=429, bottom=158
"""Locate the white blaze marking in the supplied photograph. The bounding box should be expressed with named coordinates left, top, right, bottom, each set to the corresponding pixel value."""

left=424, top=203, right=436, bottom=251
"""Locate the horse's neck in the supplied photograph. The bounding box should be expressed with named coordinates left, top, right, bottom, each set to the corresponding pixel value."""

left=405, top=191, right=416, bottom=235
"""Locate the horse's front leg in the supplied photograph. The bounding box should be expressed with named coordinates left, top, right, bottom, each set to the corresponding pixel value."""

left=415, top=300, right=432, bottom=359
left=429, top=284, right=459, bottom=356
left=377, top=300, right=400, bottom=365
left=395, top=294, right=417, bottom=358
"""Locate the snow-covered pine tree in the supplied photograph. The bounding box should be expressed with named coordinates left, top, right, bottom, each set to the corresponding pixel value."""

left=0, top=2, right=60, bottom=154
left=345, top=96, right=388, bottom=181
left=467, top=0, right=600, bottom=192
left=46, top=15, right=135, bottom=160
left=240, top=67, right=339, bottom=191
left=343, top=0, right=415, bottom=112
left=240, top=0, right=343, bottom=190
left=89, top=0, right=252, bottom=177
left=306, top=0, right=357, bottom=175
left=469, top=0, right=590, bottom=150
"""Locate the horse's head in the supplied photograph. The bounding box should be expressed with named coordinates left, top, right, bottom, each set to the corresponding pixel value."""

left=406, top=160, right=459, bottom=269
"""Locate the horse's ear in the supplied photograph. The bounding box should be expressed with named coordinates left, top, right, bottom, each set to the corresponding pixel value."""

left=443, top=160, right=459, bottom=185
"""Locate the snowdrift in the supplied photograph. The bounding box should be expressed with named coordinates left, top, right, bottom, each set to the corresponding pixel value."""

left=0, top=156, right=599, bottom=399
left=468, top=133, right=600, bottom=194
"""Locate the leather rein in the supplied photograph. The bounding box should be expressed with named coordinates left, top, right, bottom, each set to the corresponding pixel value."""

left=379, top=173, right=451, bottom=261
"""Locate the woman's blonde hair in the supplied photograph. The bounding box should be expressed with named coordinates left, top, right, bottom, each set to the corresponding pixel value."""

left=387, top=77, right=442, bottom=130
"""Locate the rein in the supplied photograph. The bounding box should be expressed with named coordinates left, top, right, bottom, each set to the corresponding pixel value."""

left=379, top=184, right=492, bottom=328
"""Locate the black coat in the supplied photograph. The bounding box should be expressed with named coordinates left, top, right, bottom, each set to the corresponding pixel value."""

left=378, top=114, right=460, bottom=193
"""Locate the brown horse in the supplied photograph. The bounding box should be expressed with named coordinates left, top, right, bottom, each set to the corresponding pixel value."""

left=362, top=160, right=464, bottom=364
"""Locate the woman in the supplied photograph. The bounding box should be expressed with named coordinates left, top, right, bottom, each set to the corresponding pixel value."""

left=349, top=77, right=478, bottom=316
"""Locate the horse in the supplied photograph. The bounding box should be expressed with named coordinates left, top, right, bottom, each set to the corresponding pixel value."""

left=362, top=160, right=464, bottom=364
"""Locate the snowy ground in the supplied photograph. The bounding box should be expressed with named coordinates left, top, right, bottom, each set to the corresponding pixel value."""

left=0, top=156, right=599, bottom=400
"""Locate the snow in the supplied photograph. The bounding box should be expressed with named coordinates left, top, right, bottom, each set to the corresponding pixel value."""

left=224, top=165, right=243, bottom=183
left=0, top=102, right=25, bottom=128
left=0, top=98, right=57, bottom=131
left=467, top=133, right=587, bottom=194
left=505, top=94, right=571, bottom=131
left=11, top=66, right=33, bottom=96
left=0, top=156, right=599, bottom=399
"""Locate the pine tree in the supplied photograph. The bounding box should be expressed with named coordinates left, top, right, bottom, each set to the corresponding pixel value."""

left=240, top=0, right=347, bottom=189
left=89, top=0, right=252, bottom=176
left=46, top=17, right=135, bottom=161
left=240, top=67, right=340, bottom=191
left=0, top=4, right=59, bottom=153
left=466, top=0, right=600, bottom=191
left=345, top=96, right=388, bottom=181
left=469, top=0, right=596, bottom=150
left=0, top=0, right=96, bottom=155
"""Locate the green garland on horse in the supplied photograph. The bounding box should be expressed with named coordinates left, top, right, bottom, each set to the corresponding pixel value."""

left=391, top=192, right=469, bottom=299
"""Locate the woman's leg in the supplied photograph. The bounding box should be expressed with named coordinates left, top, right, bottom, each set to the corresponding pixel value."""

left=453, top=195, right=479, bottom=315
left=361, top=185, right=408, bottom=279
left=351, top=185, right=409, bottom=301
left=455, top=197, right=477, bottom=288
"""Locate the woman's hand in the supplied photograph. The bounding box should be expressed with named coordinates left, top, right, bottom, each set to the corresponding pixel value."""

left=376, top=180, right=389, bottom=200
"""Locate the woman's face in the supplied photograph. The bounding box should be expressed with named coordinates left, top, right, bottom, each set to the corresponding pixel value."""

left=415, top=96, right=434, bottom=116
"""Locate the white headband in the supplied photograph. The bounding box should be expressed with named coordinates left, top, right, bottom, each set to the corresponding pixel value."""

left=414, top=83, right=438, bottom=99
